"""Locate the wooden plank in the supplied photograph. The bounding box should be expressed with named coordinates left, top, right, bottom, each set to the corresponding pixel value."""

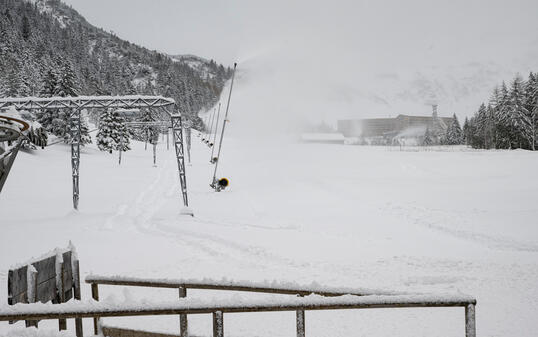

left=85, top=278, right=387, bottom=297
left=465, top=304, right=476, bottom=337
left=0, top=298, right=476, bottom=322
left=33, top=255, right=57, bottom=286
left=92, top=283, right=100, bottom=335
left=212, top=311, right=223, bottom=337
left=35, top=278, right=57, bottom=304
left=58, top=260, right=67, bottom=331
left=73, top=260, right=83, bottom=337
left=25, top=269, right=38, bottom=328
left=8, top=265, right=28, bottom=304
left=8, top=267, right=27, bottom=324
left=178, top=287, right=187, bottom=337
left=296, top=310, right=305, bottom=337
left=62, top=251, right=74, bottom=302
left=102, top=326, right=179, bottom=337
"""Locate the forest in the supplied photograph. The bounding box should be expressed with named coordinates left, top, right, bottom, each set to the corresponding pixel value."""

left=464, top=72, right=538, bottom=150
left=0, top=0, right=232, bottom=140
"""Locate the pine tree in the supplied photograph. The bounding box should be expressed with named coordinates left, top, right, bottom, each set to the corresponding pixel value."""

left=507, top=75, right=530, bottom=149
left=523, top=72, right=538, bottom=150
left=97, top=109, right=118, bottom=153
left=422, top=127, right=433, bottom=146
left=96, top=109, right=129, bottom=152
left=475, top=103, right=489, bottom=148
left=41, top=66, right=59, bottom=97
left=463, top=117, right=470, bottom=145
left=444, top=114, right=463, bottom=145
left=21, top=14, right=30, bottom=40
left=116, top=117, right=131, bottom=152
left=55, top=57, right=79, bottom=97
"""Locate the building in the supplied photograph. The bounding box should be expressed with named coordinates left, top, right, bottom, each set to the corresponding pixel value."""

left=337, top=105, right=453, bottom=145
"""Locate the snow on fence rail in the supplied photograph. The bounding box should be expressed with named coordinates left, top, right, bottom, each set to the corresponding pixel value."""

left=0, top=295, right=476, bottom=337
left=85, top=274, right=402, bottom=296
left=84, top=275, right=476, bottom=337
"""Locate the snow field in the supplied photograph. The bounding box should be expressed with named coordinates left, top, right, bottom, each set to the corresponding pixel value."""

left=0, top=133, right=537, bottom=336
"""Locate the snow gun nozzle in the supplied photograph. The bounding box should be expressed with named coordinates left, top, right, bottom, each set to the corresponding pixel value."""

left=212, top=178, right=229, bottom=192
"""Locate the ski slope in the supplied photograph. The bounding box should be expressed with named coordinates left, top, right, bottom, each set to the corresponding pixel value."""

left=0, top=136, right=537, bottom=337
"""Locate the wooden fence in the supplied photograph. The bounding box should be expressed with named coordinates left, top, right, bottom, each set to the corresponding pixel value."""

left=0, top=294, right=476, bottom=337
left=84, top=275, right=476, bottom=337
left=7, top=248, right=82, bottom=335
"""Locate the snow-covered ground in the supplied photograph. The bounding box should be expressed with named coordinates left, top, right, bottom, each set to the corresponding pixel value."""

left=1, top=134, right=537, bottom=337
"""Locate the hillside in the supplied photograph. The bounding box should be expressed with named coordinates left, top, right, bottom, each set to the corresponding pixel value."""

left=0, top=0, right=232, bottom=122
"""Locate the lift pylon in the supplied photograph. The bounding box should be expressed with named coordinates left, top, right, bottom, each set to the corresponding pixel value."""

left=0, top=96, right=190, bottom=213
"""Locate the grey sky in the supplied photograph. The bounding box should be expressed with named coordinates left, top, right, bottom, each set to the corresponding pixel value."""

left=62, top=0, right=538, bottom=64
left=62, top=0, right=538, bottom=124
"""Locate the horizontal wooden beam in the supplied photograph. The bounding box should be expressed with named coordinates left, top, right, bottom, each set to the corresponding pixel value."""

left=0, top=295, right=476, bottom=322
left=84, top=276, right=397, bottom=297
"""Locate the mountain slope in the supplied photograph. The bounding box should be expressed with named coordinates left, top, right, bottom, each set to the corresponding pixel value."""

left=0, top=0, right=232, bottom=123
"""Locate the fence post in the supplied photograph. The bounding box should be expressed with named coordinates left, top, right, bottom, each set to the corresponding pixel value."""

left=465, top=304, right=476, bottom=337
left=179, top=286, right=188, bottom=337
left=25, top=267, right=38, bottom=328
left=296, top=309, right=305, bottom=337
left=212, top=311, right=224, bottom=337
left=58, top=259, right=66, bottom=331
left=73, top=260, right=83, bottom=337
left=91, top=283, right=100, bottom=335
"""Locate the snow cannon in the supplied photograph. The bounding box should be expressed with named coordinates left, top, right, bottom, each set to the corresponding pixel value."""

left=211, top=157, right=218, bottom=164
left=209, top=142, right=214, bottom=147
left=216, top=178, right=229, bottom=191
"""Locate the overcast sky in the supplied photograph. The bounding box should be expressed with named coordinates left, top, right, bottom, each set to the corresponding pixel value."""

left=62, top=0, right=538, bottom=65
left=62, top=0, right=538, bottom=128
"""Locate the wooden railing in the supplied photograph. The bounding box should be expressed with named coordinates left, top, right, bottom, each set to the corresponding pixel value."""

left=0, top=294, right=476, bottom=337
left=84, top=275, right=476, bottom=337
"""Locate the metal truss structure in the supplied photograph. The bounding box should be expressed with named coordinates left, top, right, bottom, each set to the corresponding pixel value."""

left=0, top=95, right=189, bottom=212
left=0, top=95, right=175, bottom=111
left=171, top=115, right=188, bottom=207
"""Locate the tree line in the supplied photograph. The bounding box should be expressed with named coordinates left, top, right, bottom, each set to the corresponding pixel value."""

left=0, top=0, right=232, bottom=150
left=463, top=72, right=538, bottom=150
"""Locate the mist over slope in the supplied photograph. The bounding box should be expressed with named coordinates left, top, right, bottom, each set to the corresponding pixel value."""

left=211, top=0, right=538, bottom=137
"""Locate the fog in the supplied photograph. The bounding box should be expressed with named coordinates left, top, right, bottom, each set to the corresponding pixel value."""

left=64, top=0, right=538, bottom=137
